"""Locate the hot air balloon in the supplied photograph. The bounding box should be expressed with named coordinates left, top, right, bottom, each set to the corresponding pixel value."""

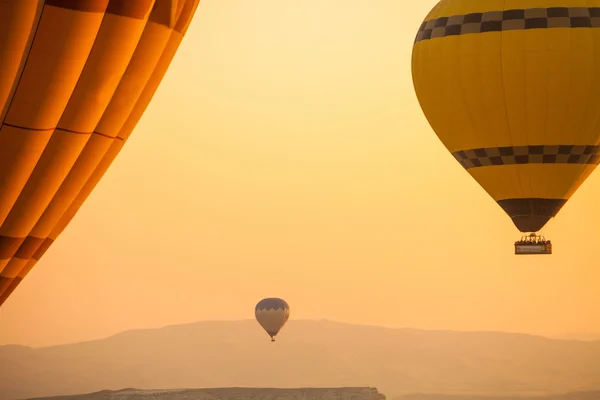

left=412, top=1, right=600, bottom=255
left=0, top=0, right=200, bottom=307
left=255, top=298, right=290, bottom=342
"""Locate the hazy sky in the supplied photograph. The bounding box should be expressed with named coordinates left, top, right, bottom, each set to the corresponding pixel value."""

left=2, top=0, right=600, bottom=347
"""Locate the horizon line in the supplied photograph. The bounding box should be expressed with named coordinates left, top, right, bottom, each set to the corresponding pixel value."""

left=3, top=318, right=599, bottom=350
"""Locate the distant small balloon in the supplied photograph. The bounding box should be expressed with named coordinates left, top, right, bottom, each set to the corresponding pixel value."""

left=255, top=298, right=290, bottom=342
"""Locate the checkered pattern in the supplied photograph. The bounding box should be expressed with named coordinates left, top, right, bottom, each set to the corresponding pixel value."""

left=415, top=7, right=600, bottom=43
left=452, top=145, right=600, bottom=169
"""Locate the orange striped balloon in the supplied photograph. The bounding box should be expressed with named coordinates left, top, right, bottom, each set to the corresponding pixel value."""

left=0, top=0, right=200, bottom=307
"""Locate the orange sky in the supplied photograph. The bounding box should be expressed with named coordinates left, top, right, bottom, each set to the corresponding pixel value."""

left=1, top=0, right=600, bottom=347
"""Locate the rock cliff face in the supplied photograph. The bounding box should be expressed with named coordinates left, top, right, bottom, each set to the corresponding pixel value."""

left=28, top=387, right=387, bottom=400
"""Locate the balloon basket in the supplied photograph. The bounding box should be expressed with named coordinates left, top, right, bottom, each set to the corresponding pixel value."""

left=514, top=233, right=552, bottom=255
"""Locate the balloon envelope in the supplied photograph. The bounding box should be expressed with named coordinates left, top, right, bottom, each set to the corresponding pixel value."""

left=412, top=0, right=600, bottom=233
left=255, top=298, right=290, bottom=341
left=0, top=0, right=200, bottom=307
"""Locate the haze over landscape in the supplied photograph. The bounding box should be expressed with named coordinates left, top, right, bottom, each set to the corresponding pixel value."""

left=2, top=320, right=600, bottom=400
left=2, top=0, right=600, bottom=399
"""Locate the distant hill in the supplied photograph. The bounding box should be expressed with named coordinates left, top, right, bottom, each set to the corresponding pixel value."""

left=1, top=320, right=600, bottom=400
left=26, top=387, right=386, bottom=400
